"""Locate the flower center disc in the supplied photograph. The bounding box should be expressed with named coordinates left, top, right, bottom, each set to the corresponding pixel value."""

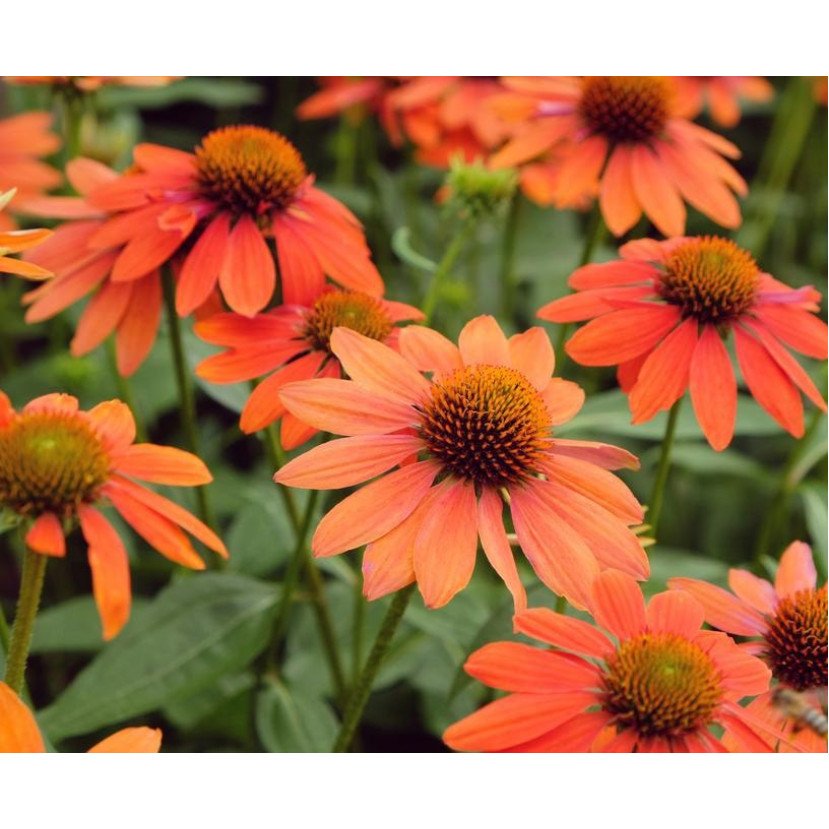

left=658, top=236, right=760, bottom=324
left=765, top=586, right=828, bottom=692
left=195, top=125, right=307, bottom=215
left=303, top=291, right=394, bottom=354
left=419, top=364, right=551, bottom=487
left=602, top=632, right=722, bottom=738
left=0, top=413, right=110, bottom=517
left=580, top=76, right=671, bottom=143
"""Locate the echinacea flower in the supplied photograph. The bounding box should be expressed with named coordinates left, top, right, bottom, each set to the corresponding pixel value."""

left=490, top=76, right=747, bottom=236
left=196, top=288, right=423, bottom=446
left=0, top=681, right=161, bottom=753
left=538, top=236, right=828, bottom=449
left=0, top=392, right=227, bottom=639
left=385, top=77, right=514, bottom=168
left=673, top=76, right=774, bottom=128
left=22, top=126, right=384, bottom=374
left=275, top=316, right=647, bottom=611
left=444, top=569, right=773, bottom=752
left=0, top=112, right=61, bottom=231
left=670, top=541, right=827, bottom=753
left=0, top=189, right=52, bottom=279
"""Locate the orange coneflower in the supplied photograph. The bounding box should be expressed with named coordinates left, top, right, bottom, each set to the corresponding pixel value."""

left=670, top=541, right=827, bottom=753
left=539, top=236, right=828, bottom=449
left=0, top=112, right=61, bottom=231
left=0, top=391, right=227, bottom=639
left=444, top=569, right=775, bottom=752
left=673, top=77, right=774, bottom=128
left=0, top=681, right=161, bottom=752
left=196, top=288, right=423, bottom=447
left=0, top=189, right=52, bottom=279
left=22, top=125, right=384, bottom=371
left=490, top=76, right=747, bottom=236
left=385, top=77, right=514, bottom=168
left=275, top=316, right=647, bottom=611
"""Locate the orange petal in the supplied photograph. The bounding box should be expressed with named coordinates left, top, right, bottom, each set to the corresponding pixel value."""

left=275, top=433, right=423, bottom=489
left=599, top=145, right=642, bottom=236
left=667, top=577, right=766, bottom=636
left=551, top=439, right=639, bottom=471
left=628, top=317, right=698, bottom=424
left=219, top=215, right=275, bottom=317
left=646, top=591, right=705, bottom=639
left=87, top=400, right=136, bottom=455
left=311, top=460, right=440, bottom=557
left=88, top=726, right=162, bottom=753
left=116, top=444, right=213, bottom=486
left=0, top=682, right=45, bottom=752
left=413, top=478, right=478, bottom=608
left=477, top=488, right=527, bottom=613
left=79, top=505, right=131, bottom=640
left=330, top=327, right=430, bottom=404
left=629, top=144, right=686, bottom=237
left=458, top=315, right=510, bottom=366
left=727, top=568, right=776, bottom=616
left=590, top=569, right=647, bottom=640
left=278, top=378, right=416, bottom=436
left=775, top=541, right=817, bottom=598
left=689, top=325, right=736, bottom=451
left=25, top=512, right=66, bottom=557
left=508, top=328, right=554, bottom=389
left=541, top=378, right=585, bottom=426
left=513, top=607, right=614, bottom=660
left=176, top=213, right=231, bottom=316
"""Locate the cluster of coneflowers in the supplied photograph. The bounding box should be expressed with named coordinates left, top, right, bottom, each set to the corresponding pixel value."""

left=0, top=75, right=826, bottom=753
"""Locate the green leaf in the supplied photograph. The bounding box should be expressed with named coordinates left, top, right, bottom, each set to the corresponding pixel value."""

left=665, top=444, right=769, bottom=479
left=38, top=574, right=278, bottom=741
left=163, top=672, right=256, bottom=731
left=255, top=679, right=338, bottom=752
left=226, top=495, right=295, bottom=577
left=31, top=596, right=150, bottom=654
left=558, top=390, right=784, bottom=441
left=799, top=483, right=828, bottom=576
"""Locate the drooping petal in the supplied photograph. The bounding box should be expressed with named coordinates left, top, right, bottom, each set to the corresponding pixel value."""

left=311, top=461, right=440, bottom=557
left=78, top=505, right=131, bottom=640
left=25, top=512, right=66, bottom=557
left=599, top=145, right=642, bottom=236
left=477, top=488, right=527, bottom=613
left=689, top=325, right=736, bottom=451
left=629, top=145, right=686, bottom=237
left=734, top=325, right=804, bottom=437
left=176, top=213, right=232, bottom=315
left=751, top=304, right=828, bottom=360
left=115, top=272, right=163, bottom=377
left=628, top=317, right=698, bottom=424
left=413, top=478, right=479, bottom=608
left=219, top=214, right=275, bottom=317
left=510, top=479, right=600, bottom=610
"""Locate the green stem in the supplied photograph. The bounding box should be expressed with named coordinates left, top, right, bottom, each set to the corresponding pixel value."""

left=500, top=194, right=521, bottom=322
left=421, top=221, right=474, bottom=325
left=4, top=549, right=48, bottom=694
left=555, top=206, right=605, bottom=365
left=351, top=562, right=365, bottom=684
left=334, top=115, right=359, bottom=186
left=161, top=269, right=215, bottom=529
left=263, top=424, right=301, bottom=533
left=332, top=584, right=415, bottom=752
left=754, top=408, right=825, bottom=564
left=60, top=91, right=84, bottom=165
left=106, top=337, right=146, bottom=442
left=648, top=398, right=682, bottom=538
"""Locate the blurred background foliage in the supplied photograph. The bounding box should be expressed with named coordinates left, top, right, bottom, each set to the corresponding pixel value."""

left=0, top=77, right=825, bottom=751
